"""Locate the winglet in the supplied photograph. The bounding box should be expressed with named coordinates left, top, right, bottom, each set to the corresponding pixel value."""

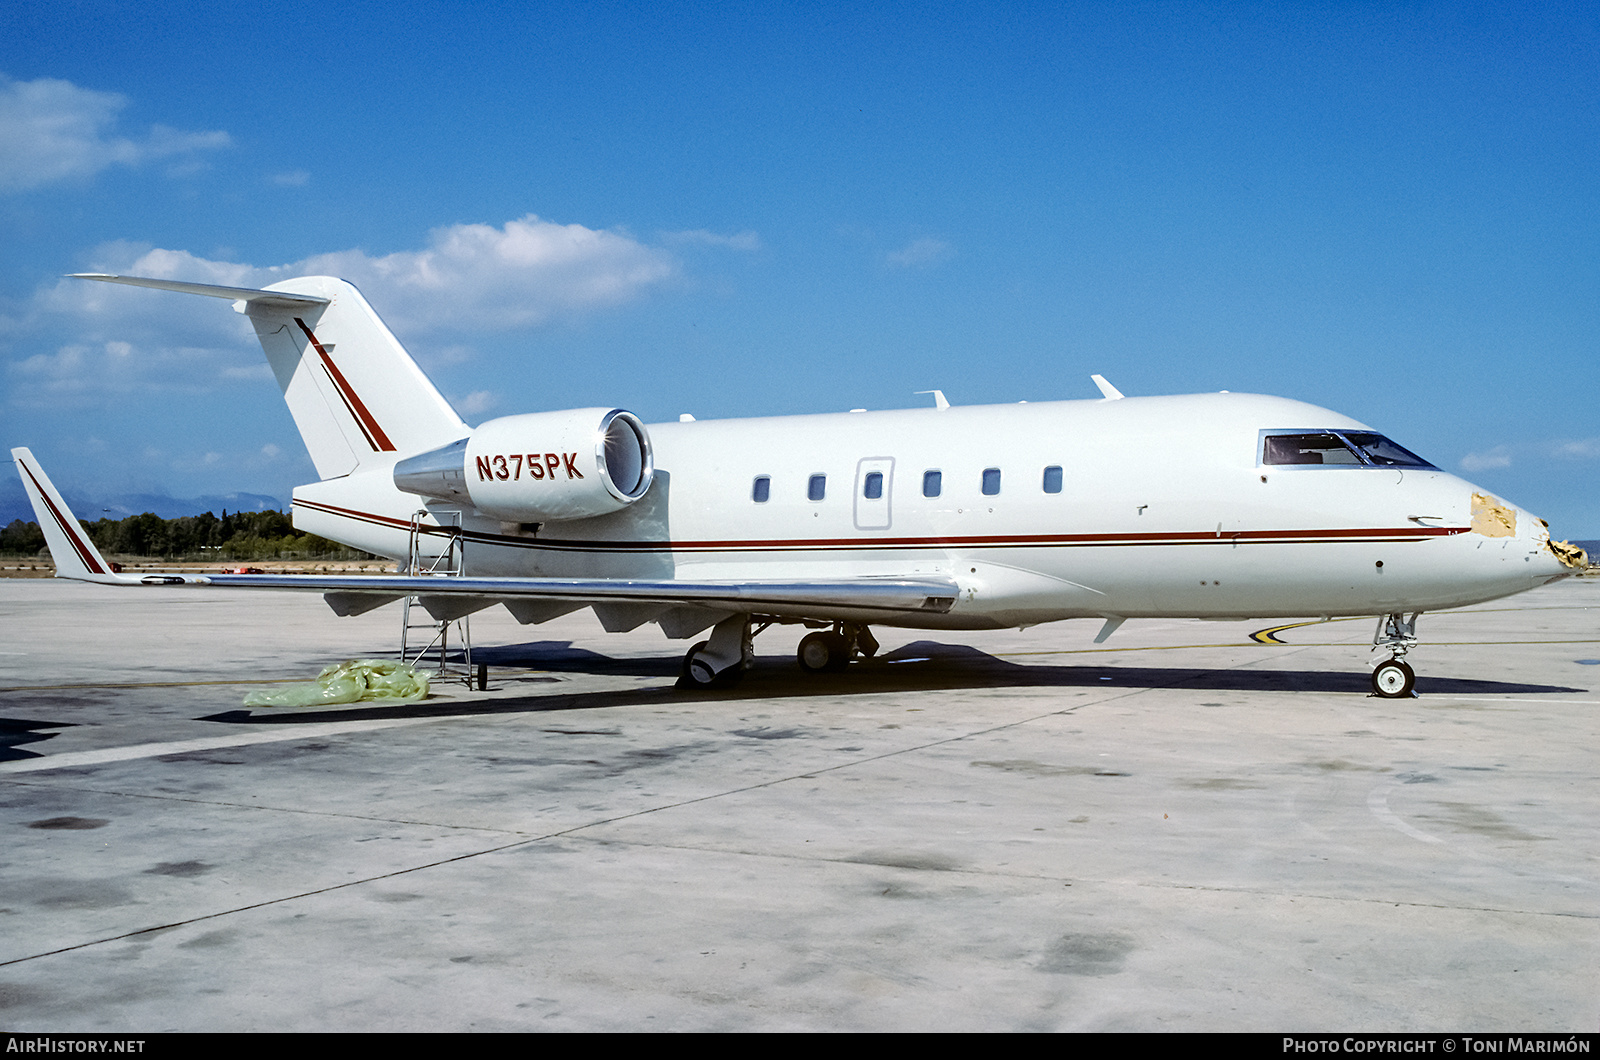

left=9, top=449, right=129, bottom=584
left=1090, top=375, right=1124, bottom=400
left=913, top=389, right=951, bottom=410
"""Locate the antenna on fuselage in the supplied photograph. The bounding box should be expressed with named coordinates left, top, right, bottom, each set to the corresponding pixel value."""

left=914, top=390, right=950, bottom=410
left=1091, top=375, right=1124, bottom=400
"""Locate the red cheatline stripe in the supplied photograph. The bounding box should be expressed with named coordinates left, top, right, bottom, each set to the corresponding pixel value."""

left=292, top=498, right=1468, bottom=554
left=16, top=461, right=105, bottom=574
left=294, top=318, right=395, bottom=452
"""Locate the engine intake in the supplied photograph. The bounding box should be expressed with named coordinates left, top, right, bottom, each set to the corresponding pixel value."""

left=393, top=408, right=653, bottom=521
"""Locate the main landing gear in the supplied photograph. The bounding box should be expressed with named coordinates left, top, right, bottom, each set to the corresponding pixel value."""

left=797, top=623, right=879, bottom=673
left=1370, top=612, right=1420, bottom=698
left=676, top=617, right=881, bottom=689
left=677, top=614, right=756, bottom=689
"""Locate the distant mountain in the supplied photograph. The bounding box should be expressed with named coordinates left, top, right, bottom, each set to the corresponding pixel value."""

left=0, top=473, right=283, bottom=525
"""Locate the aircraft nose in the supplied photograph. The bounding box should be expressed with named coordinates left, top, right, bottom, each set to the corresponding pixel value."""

left=1462, top=487, right=1585, bottom=585
left=1519, top=508, right=1588, bottom=583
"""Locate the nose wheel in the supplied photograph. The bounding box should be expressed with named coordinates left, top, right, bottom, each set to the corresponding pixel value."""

left=1371, top=657, right=1415, bottom=698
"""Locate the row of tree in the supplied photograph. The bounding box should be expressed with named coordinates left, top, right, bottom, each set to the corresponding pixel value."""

left=0, top=510, right=374, bottom=560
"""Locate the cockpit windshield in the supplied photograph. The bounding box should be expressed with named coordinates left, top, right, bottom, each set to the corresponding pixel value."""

left=1339, top=432, right=1433, bottom=467
left=1261, top=431, right=1436, bottom=470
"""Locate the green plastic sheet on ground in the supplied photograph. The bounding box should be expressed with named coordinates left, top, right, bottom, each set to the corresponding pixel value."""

left=243, top=660, right=430, bottom=707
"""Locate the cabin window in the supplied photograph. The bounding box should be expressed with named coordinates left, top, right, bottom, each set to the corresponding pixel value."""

left=982, top=468, right=1001, bottom=495
left=752, top=476, right=770, bottom=503
left=923, top=470, right=942, bottom=497
left=863, top=471, right=883, bottom=499
left=1042, top=466, right=1063, bottom=494
left=808, top=474, right=827, bottom=501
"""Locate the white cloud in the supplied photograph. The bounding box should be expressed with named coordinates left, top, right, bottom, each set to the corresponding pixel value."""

left=1459, top=440, right=1600, bottom=473
left=268, top=170, right=310, bottom=187
left=420, top=345, right=475, bottom=368
left=455, top=390, right=498, bottom=416
left=7, top=215, right=679, bottom=404
left=886, top=237, right=954, bottom=269
left=0, top=74, right=230, bottom=194
left=291, top=215, right=678, bottom=331
left=1553, top=438, right=1600, bottom=460
left=220, top=363, right=274, bottom=380
left=664, top=229, right=762, bottom=251
left=1460, top=447, right=1513, bottom=472
left=9, top=335, right=261, bottom=404
left=41, top=216, right=678, bottom=334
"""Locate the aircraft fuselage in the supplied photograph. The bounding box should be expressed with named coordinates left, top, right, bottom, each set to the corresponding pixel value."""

left=293, top=391, right=1572, bottom=632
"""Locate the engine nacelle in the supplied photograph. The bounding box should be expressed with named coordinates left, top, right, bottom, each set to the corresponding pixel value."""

left=393, top=408, right=653, bottom=522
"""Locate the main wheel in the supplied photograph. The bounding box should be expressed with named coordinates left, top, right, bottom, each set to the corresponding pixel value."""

left=677, top=641, right=743, bottom=689
left=678, top=640, right=717, bottom=688
left=798, top=631, right=850, bottom=673
left=1371, top=658, right=1415, bottom=698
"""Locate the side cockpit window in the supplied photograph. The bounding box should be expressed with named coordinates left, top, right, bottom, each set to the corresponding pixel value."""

left=1262, top=431, right=1435, bottom=469
left=1264, top=433, right=1362, bottom=465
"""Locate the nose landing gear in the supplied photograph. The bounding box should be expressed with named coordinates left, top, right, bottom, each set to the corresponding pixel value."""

left=676, top=617, right=883, bottom=689
left=1371, top=657, right=1416, bottom=698
left=1371, top=612, right=1421, bottom=698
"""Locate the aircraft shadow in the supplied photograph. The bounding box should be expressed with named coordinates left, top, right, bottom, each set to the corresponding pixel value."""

left=473, top=640, right=683, bottom=677
left=0, top=718, right=75, bottom=762
left=200, top=640, right=1588, bottom=727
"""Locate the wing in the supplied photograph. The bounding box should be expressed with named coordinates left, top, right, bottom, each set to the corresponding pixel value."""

left=10, top=448, right=958, bottom=628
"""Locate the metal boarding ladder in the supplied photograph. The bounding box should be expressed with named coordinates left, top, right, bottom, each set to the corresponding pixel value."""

left=400, top=508, right=474, bottom=685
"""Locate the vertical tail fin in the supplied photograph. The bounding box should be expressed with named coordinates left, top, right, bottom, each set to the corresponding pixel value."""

left=71, top=274, right=469, bottom=480
left=10, top=448, right=125, bottom=583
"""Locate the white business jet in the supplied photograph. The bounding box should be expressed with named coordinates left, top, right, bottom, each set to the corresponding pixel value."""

left=12, top=274, right=1588, bottom=697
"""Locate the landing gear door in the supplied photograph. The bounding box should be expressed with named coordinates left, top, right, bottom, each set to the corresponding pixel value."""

left=854, top=457, right=894, bottom=531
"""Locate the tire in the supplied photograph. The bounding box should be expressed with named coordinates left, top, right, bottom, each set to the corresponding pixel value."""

left=798, top=631, right=849, bottom=673
left=678, top=641, right=717, bottom=688
left=677, top=640, right=745, bottom=690
left=1371, top=658, right=1415, bottom=698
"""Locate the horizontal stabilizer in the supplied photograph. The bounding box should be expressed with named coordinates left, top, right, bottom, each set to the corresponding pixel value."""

left=70, top=274, right=329, bottom=310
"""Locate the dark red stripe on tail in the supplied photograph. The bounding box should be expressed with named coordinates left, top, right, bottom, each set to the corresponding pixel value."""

left=295, top=318, right=395, bottom=452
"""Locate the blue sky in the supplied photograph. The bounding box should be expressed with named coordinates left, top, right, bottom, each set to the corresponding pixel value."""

left=2, top=1, right=1596, bottom=534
